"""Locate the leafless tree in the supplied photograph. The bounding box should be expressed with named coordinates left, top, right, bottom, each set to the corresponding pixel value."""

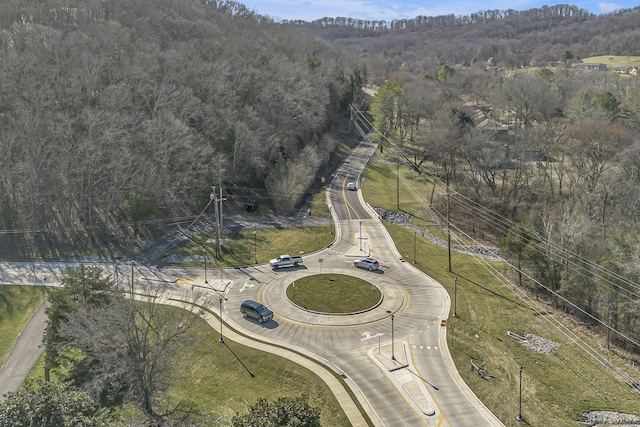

left=59, top=287, right=198, bottom=425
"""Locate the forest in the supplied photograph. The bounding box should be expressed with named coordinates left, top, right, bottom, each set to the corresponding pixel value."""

left=0, top=0, right=364, bottom=257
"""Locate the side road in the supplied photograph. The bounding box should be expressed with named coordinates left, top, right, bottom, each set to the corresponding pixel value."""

left=0, top=298, right=49, bottom=399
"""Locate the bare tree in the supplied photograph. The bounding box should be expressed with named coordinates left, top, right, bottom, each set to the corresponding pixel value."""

left=56, top=283, right=197, bottom=425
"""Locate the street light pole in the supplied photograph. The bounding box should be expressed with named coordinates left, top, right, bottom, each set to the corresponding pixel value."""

left=359, top=221, right=362, bottom=251
left=329, top=207, right=333, bottom=235
left=391, top=314, right=396, bottom=361
left=453, top=276, right=458, bottom=318
left=253, top=229, right=257, bottom=263
left=517, top=366, right=523, bottom=421
left=413, top=231, right=417, bottom=264
left=113, top=260, right=119, bottom=289
left=219, top=297, right=225, bottom=343
left=396, top=157, right=400, bottom=210
left=203, top=248, right=208, bottom=284
left=130, top=260, right=134, bottom=299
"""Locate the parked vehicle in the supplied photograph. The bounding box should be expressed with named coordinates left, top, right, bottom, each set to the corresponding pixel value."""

left=353, top=257, right=379, bottom=271
left=269, top=254, right=303, bottom=269
left=240, top=300, right=273, bottom=323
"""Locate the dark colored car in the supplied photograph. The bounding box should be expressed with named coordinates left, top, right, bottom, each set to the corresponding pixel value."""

left=240, top=299, right=273, bottom=323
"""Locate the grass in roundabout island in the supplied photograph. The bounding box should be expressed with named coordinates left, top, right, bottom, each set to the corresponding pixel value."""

left=286, top=274, right=381, bottom=313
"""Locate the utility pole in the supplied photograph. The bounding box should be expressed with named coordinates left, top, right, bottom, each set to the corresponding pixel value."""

left=211, top=186, right=219, bottom=259
left=442, top=171, right=459, bottom=273
left=219, top=169, right=223, bottom=256
left=517, top=366, right=523, bottom=421
left=396, top=156, right=400, bottom=210
left=130, top=260, right=134, bottom=300
left=218, top=167, right=226, bottom=258
left=447, top=172, right=452, bottom=273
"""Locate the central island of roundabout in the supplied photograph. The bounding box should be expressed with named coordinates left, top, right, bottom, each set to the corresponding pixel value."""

left=261, top=269, right=407, bottom=326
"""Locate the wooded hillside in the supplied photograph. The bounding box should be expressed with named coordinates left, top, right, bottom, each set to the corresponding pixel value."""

left=294, top=4, right=640, bottom=71
left=0, top=0, right=364, bottom=256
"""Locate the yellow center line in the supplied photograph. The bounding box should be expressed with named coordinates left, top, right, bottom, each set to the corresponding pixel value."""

left=343, top=174, right=361, bottom=221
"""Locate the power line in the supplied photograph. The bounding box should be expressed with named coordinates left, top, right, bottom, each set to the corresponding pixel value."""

left=349, top=102, right=640, bottom=386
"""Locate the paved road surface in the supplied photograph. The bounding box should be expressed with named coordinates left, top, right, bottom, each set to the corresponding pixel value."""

left=0, top=141, right=505, bottom=426
left=0, top=299, right=49, bottom=398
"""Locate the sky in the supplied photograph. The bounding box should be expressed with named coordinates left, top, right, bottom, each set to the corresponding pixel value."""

left=237, top=0, right=638, bottom=22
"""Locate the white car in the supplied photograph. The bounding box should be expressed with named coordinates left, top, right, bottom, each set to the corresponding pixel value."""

left=353, top=257, right=379, bottom=271
left=347, top=182, right=356, bottom=191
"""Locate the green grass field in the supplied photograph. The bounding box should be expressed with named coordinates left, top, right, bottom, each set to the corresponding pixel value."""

left=167, top=310, right=350, bottom=426
left=581, top=55, right=640, bottom=68
left=286, top=274, right=381, bottom=313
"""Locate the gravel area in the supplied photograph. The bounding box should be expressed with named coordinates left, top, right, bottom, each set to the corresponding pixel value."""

left=371, top=207, right=501, bottom=260
left=520, top=333, right=558, bottom=354
left=582, top=410, right=640, bottom=425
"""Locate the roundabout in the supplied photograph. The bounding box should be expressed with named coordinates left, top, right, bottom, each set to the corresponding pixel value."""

left=261, top=268, right=407, bottom=327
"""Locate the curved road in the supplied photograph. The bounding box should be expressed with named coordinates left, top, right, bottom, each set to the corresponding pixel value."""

left=0, top=141, right=504, bottom=426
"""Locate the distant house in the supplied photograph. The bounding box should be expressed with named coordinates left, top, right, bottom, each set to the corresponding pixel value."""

left=476, top=118, right=509, bottom=132
left=576, top=62, right=607, bottom=71
left=615, top=66, right=638, bottom=75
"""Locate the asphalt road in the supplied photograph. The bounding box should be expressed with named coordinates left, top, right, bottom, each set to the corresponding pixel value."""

left=0, top=140, right=505, bottom=426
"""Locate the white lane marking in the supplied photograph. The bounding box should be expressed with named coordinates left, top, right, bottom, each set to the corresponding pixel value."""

left=239, top=282, right=255, bottom=292
left=361, top=331, right=385, bottom=341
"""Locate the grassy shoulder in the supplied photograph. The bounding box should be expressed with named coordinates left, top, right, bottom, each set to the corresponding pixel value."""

left=0, top=286, right=48, bottom=368
left=168, top=311, right=349, bottom=426
left=164, top=225, right=334, bottom=268
left=361, top=155, right=640, bottom=425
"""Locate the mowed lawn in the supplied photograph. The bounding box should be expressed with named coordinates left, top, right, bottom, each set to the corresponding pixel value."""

left=581, top=55, right=640, bottom=68
left=167, top=308, right=350, bottom=426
